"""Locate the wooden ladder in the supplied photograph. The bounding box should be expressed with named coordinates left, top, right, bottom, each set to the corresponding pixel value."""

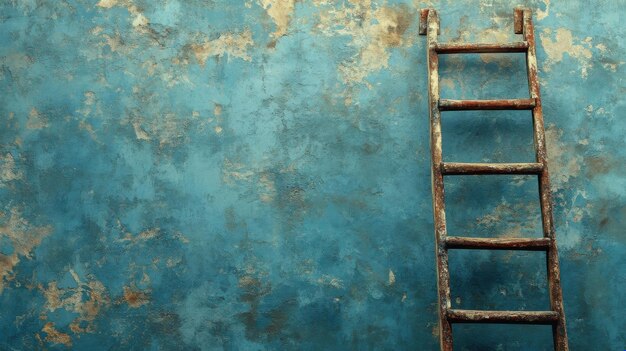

left=419, top=8, right=568, bottom=350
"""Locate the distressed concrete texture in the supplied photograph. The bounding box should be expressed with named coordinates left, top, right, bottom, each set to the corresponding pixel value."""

left=0, top=0, right=624, bottom=350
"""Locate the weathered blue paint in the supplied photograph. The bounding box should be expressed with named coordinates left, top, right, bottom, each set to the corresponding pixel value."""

left=0, top=0, right=624, bottom=349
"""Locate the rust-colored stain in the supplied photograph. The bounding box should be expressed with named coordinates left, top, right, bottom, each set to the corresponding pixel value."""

left=42, top=322, right=72, bottom=346
left=123, top=286, right=150, bottom=308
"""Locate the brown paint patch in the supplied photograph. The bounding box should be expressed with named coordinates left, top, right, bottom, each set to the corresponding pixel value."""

left=388, top=269, right=396, bottom=286
left=316, top=275, right=344, bottom=289
left=540, top=28, right=593, bottom=78
left=0, top=153, right=23, bottom=186
left=137, top=228, right=159, bottom=240
left=213, top=104, right=222, bottom=116
left=476, top=201, right=540, bottom=239
left=0, top=208, right=52, bottom=292
left=376, top=6, right=412, bottom=48
left=123, top=286, right=150, bottom=308
left=77, top=91, right=98, bottom=117
left=124, top=112, right=190, bottom=148
left=78, top=120, right=100, bottom=143
left=96, top=1, right=150, bottom=34
left=96, top=0, right=120, bottom=8
left=537, top=0, right=551, bottom=20
left=41, top=271, right=110, bottom=334
left=258, top=172, right=276, bottom=203
left=42, top=322, right=72, bottom=346
left=259, top=0, right=296, bottom=42
left=314, top=2, right=416, bottom=88
left=544, top=124, right=582, bottom=190
left=222, top=159, right=255, bottom=184
left=120, top=227, right=160, bottom=243
left=190, top=30, right=254, bottom=65
left=221, top=161, right=282, bottom=204
left=101, top=32, right=136, bottom=55
left=132, top=121, right=151, bottom=141
left=26, top=108, right=48, bottom=129
left=239, top=275, right=262, bottom=289
left=237, top=268, right=271, bottom=340
left=584, top=156, right=612, bottom=176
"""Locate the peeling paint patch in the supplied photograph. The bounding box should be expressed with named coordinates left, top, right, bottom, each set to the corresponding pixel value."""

left=545, top=124, right=582, bottom=191
left=540, top=28, right=593, bottom=78
left=558, top=227, right=582, bottom=250
left=95, top=0, right=120, bottom=8
left=316, top=275, right=344, bottom=289
left=476, top=201, right=540, bottom=238
left=125, top=113, right=189, bottom=148
left=41, top=271, right=110, bottom=334
left=600, top=59, right=625, bottom=73
left=191, top=30, right=254, bottom=65
left=536, top=0, right=551, bottom=21
left=221, top=161, right=282, bottom=204
left=133, top=121, right=151, bottom=140
left=119, top=227, right=161, bottom=244
left=440, top=78, right=456, bottom=90
left=315, top=2, right=415, bottom=88
left=79, top=121, right=99, bottom=143
left=476, top=28, right=513, bottom=63
left=0, top=208, right=52, bottom=292
left=123, top=286, right=150, bottom=308
left=101, top=32, right=136, bottom=54
left=42, top=322, right=72, bottom=346
left=130, top=227, right=159, bottom=241
left=222, top=159, right=255, bottom=184
left=259, top=0, right=296, bottom=44
left=258, top=172, right=276, bottom=203
left=26, top=108, right=48, bottom=129
left=96, top=0, right=151, bottom=34
left=0, top=153, right=23, bottom=186
left=132, top=12, right=149, bottom=28
left=213, top=104, right=222, bottom=116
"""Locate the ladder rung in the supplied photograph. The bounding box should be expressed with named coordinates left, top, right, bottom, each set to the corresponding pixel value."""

left=439, top=98, right=536, bottom=111
left=441, top=162, right=543, bottom=175
left=435, top=41, right=529, bottom=54
left=445, top=237, right=550, bottom=251
left=447, top=309, right=559, bottom=325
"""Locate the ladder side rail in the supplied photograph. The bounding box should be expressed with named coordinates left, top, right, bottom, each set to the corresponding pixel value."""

left=422, top=9, right=454, bottom=351
left=518, top=8, right=569, bottom=350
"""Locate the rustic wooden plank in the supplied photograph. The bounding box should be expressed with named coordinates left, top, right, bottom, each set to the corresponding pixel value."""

left=441, top=162, right=543, bottom=175
left=445, top=237, right=551, bottom=250
left=439, top=98, right=536, bottom=111
left=435, top=42, right=528, bottom=54
left=447, top=309, right=559, bottom=324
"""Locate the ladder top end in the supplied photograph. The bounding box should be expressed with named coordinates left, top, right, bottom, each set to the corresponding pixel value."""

left=419, top=8, right=437, bottom=35
left=514, top=7, right=533, bottom=34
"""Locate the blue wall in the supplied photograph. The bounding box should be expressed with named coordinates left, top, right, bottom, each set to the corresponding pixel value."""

left=0, top=0, right=624, bottom=349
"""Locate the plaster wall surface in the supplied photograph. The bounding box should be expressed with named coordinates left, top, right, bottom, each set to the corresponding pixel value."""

left=0, top=0, right=624, bottom=349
